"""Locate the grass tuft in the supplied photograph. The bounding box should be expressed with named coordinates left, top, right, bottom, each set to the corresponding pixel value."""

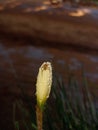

left=14, top=70, right=98, bottom=130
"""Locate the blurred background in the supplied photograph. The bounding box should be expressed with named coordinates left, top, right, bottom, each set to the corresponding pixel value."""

left=0, top=0, right=98, bottom=130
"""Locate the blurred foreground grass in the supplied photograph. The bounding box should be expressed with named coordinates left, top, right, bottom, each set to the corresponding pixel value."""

left=13, top=70, right=98, bottom=130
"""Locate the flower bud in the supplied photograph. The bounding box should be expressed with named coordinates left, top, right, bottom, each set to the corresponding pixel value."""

left=36, top=62, right=52, bottom=109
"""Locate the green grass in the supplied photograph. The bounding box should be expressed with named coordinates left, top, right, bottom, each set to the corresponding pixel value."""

left=13, top=71, right=98, bottom=130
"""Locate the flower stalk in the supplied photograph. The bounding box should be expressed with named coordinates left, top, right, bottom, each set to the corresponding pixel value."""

left=36, top=105, right=43, bottom=130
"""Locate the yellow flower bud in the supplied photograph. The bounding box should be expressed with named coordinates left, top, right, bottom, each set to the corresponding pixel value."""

left=36, top=62, right=52, bottom=108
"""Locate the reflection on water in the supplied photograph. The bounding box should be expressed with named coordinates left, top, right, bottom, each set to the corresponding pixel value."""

left=69, top=57, right=82, bottom=70
left=1, top=0, right=98, bottom=19
left=85, top=73, right=98, bottom=82
left=0, top=41, right=98, bottom=97
left=86, top=55, right=98, bottom=63
left=24, top=46, right=53, bottom=59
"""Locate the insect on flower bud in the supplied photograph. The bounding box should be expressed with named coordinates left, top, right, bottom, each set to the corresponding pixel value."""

left=36, top=62, right=52, bottom=109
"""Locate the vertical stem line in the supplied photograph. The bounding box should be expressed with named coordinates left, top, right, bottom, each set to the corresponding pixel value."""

left=36, top=105, right=43, bottom=130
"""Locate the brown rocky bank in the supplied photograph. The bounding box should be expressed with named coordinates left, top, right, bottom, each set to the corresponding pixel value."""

left=0, top=2, right=98, bottom=50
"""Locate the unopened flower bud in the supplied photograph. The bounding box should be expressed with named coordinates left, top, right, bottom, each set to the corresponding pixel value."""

left=36, top=62, right=52, bottom=109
